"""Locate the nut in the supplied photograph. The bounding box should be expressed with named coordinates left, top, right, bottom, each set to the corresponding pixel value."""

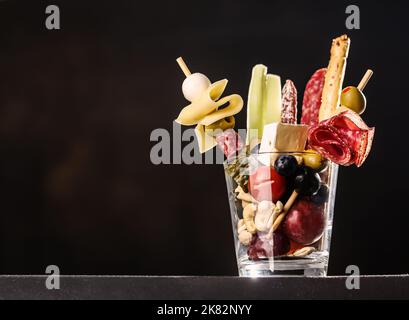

left=238, top=230, right=253, bottom=246
left=289, top=246, right=316, bottom=257
left=243, top=203, right=257, bottom=234
left=235, top=186, right=256, bottom=203
left=237, top=219, right=253, bottom=246
left=241, top=200, right=251, bottom=209
left=237, top=219, right=246, bottom=233
left=255, top=201, right=275, bottom=232
left=265, top=201, right=284, bottom=238
left=272, top=201, right=284, bottom=221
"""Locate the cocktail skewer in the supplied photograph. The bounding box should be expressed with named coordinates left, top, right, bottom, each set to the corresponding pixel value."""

left=357, top=69, right=373, bottom=91
left=267, top=190, right=299, bottom=236
left=176, top=57, right=192, bottom=77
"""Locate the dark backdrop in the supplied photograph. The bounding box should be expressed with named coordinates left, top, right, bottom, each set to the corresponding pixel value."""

left=0, top=0, right=408, bottom=275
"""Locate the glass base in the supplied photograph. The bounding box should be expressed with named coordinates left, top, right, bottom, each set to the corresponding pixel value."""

left=237, top=251, right=328, bottom=277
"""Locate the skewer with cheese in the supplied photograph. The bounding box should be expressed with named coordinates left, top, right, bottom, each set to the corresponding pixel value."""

left=175, top=58, right=244, bottom=153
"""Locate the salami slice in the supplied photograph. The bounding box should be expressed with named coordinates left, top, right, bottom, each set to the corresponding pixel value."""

left=301, top=68, right=327, bottom=126
left=307, top=110, right=375, bottom=167
left=281, top=80, right=297, bottom=124
left=215, top=129, right=244, bottom=160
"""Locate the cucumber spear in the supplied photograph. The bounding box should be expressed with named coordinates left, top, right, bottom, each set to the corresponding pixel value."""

left=246, top=65, right=282, bottom=146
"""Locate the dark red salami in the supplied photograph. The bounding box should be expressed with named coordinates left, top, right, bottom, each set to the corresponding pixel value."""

left=281, top=80, right=297, bottom=124
left=215, top=129, right=244, bottom=159
left=307, top=110, right=375, bottom=167
left=301, top=68, right=327, bottom=126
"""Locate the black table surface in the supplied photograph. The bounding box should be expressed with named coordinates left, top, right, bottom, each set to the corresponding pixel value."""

left=0, top=275, right=408, bottom=300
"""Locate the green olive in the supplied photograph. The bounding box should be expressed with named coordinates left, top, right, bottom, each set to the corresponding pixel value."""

left=340, top=86, right=367, bottom=115
left=205, top=116, right=235, bottom=136
left=302, top=150, right=324, bottom=171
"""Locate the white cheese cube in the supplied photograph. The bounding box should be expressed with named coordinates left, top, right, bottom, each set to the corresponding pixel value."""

left=259, top=123, right=309, bottom=153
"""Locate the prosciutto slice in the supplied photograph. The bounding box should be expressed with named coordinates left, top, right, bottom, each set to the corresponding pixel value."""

left=215, top=129, right=244, bottom=160
left=308, top=110, right=375, bottom=167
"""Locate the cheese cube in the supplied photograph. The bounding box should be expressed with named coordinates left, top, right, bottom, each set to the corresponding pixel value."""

left=259, top=123, right=309, bottom=153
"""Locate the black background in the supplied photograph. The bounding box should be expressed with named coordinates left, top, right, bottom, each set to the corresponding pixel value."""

left=0, top=0, right=407, bottom=276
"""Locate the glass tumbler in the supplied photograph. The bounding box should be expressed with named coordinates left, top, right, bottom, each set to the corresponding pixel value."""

left=224, top=152, right=338, bottom=277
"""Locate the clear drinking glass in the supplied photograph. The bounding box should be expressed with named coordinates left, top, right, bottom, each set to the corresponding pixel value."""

left=224, top=152, right=338, bottom=277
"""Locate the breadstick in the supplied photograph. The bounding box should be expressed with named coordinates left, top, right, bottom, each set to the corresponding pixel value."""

left=319, top=35, right=351, bottom=121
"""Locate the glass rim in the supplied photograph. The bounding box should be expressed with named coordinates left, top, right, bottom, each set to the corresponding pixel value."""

left=223, top=150, right=325, bottom=165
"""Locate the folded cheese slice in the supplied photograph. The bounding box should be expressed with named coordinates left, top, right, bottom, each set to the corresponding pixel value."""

left=176, top=80, right=228, bottom=126
left=195, top=124, right=218, bottom=153
left=195, top=94, right=243, bottom=153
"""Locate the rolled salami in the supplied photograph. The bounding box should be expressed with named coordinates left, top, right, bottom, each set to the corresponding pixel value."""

left=307, top=110, right=375, bottom=167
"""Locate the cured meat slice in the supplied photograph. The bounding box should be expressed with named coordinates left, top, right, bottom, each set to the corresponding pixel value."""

left=281, top=80, right=298, bottom=124
left=215, top=129, right=244, bottom=160
left=307, top=110, right=375, bottom=167
left=301, top=68, right=327, bottom=126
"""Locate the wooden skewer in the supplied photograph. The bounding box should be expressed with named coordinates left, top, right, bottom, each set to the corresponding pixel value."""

left=357, top=69, right=373, bottom=91
left=176, top=57, right=192, bottom=77
left=267, top=190, right=299, bottom=236
left=283, top=190, right=300, bottom=212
